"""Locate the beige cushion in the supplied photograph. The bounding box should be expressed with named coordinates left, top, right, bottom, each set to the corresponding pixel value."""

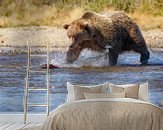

left=84, top=93, right=126, bottom=99
left=108, top=83, right=149, bottom=101
left=109, top=83, right=139, bottom=99
left=66, top=82, right=108, bottom=102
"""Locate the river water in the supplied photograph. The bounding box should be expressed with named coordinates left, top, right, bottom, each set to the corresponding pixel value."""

left=0, top=49, right=163, bottom=113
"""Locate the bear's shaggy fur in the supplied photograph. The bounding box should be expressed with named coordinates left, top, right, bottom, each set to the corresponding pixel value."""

left=64, top=11, right=150, bottom=65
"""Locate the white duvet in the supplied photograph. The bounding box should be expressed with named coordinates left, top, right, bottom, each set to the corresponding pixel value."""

left=42, top=98, right=163, bottom=130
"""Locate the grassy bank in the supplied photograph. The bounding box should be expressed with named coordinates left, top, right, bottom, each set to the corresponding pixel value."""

left=0, top=0, right=162, bottom=30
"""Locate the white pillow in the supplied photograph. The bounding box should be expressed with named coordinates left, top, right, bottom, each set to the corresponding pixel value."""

left=108, top=82, right=149, bottom=102
left=84, top=93, right=126, bottom=99
left=66, top=82, right=108, bottom=102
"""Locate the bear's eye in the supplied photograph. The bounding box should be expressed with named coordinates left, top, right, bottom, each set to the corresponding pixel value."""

left=82, top=30, right=86, bottom=33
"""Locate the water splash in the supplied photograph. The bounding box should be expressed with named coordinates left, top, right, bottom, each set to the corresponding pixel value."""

left=51, top=49, right=109, bottom=68
left=51, top=49, right=163, bottom=68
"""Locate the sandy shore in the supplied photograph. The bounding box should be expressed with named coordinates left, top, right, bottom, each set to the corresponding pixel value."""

left=0, top=26, right=163, bottom=53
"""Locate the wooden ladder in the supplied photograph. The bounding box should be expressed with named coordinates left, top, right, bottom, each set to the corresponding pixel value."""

left=24, top=41, right=50, bottom=124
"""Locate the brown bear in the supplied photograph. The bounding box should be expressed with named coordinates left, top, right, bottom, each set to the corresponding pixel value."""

left=63, top=11, right=150, bottom=65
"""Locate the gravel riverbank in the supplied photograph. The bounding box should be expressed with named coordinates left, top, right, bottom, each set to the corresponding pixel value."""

left=0, top=26, right=162, bottom=54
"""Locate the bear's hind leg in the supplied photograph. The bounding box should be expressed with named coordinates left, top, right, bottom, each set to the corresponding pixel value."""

left=132, top=44, right=150, bottom=65
left=140, top=50, right=150, bottom=65
left=128, top=25, right=150, bottom=65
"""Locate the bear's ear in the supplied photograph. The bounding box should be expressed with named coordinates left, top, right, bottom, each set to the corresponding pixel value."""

left=63, top=24, right=69, bottom=30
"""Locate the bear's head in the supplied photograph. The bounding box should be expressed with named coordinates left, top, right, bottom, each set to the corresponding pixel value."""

left=63, top=19, right=94, bottom=49
left=63, top=12, right=102, bottom=63
left=63, top=18, right=95, bottom=63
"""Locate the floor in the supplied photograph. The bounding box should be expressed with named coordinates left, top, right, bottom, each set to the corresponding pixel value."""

left=0, top=122, right=43, bottom=130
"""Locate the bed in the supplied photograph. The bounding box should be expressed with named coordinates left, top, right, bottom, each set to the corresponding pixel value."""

left=42, top=82, right=163, bottom=130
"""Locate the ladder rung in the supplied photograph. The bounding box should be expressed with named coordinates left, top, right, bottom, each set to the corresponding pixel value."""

left=28, top=104, right=47, bottom=107
left=28, top=88, right=47, bottom=91
left=29, top=70, right=47, bottom=73
left=30, top=54, right=47, bottom=57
